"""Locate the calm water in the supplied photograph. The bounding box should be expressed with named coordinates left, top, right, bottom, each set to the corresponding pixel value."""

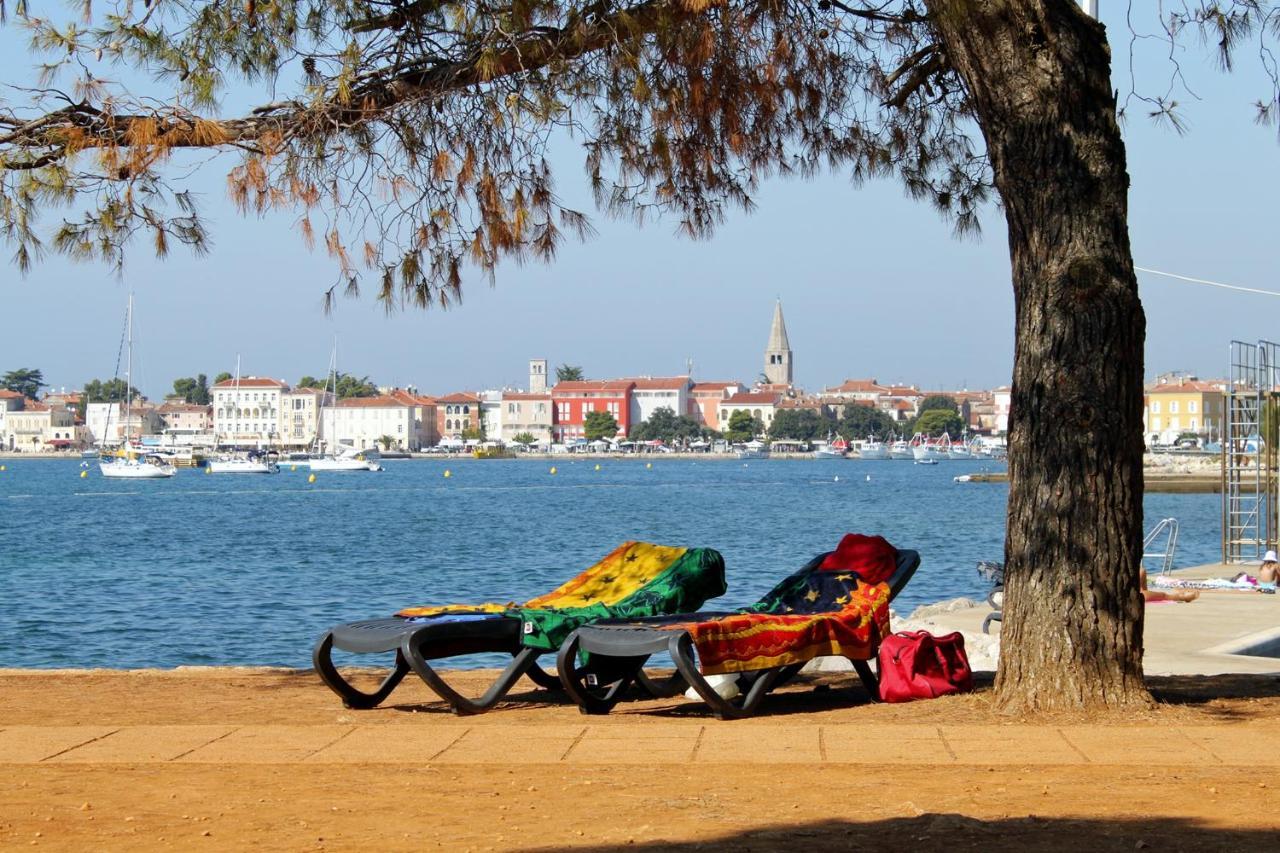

left=0, top=457, right=1222, bottom=669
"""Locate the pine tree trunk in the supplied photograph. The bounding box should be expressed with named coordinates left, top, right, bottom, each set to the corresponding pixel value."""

left=928, top=1, right=1149, bottom=710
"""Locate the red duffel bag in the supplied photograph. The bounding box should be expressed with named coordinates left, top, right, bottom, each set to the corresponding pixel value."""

left=876, top=631, right=974, bottom=703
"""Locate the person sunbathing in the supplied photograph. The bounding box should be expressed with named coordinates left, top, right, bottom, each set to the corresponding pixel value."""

left=1140, top=568, right=1198, bottom=603
left=1260, top=550, right=1278, bottom=585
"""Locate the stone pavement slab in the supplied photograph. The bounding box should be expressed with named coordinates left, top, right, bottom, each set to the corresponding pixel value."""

left=2, top=723, right=1278, bottom=767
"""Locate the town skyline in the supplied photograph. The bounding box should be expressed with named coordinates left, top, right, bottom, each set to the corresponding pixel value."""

left=2, top=5, right=1278, bottom=400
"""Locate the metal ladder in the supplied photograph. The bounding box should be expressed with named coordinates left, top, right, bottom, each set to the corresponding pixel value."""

left=1142, top=517, right=1179, bottom=575
left=1222, top=340, right=1280, bottom=564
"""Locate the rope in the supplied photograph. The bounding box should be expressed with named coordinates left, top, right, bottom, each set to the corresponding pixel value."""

left=1135, top=266, right=1280, bottom=298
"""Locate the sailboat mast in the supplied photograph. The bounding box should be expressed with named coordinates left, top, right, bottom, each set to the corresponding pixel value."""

left=125, top=292, right=133, bottom=444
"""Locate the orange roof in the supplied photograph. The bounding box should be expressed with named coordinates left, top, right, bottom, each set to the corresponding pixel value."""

left=552, top=381, right=635, bottom=393
left=723, top=392, right=781, bottom=405
left=285, top=387, right=326, bottom=397
left=0, top=389, right=24, bottom=399
left=157, top=403, right=210, bottom=413
left=22, top=401, right=50, bottom=412
left=827, top=379, right=888, bottom=394
left=885, top=386, right=921, bottom=397
left=388, top=389, right=435, bottom=406
left=1147, top=381, right=1225, bottom=394
left=626, top=377, right=691, bottom=391
left=894, top=400, right=914, bottom=410
left=212, top=377, right=287, bottom=389
left=335, top=396, right=411, bottom=409
left=436, top=392, right=479, bottom=403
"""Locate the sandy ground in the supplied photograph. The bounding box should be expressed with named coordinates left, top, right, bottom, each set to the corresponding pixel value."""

left=2, top=668, right=1279, bottom=851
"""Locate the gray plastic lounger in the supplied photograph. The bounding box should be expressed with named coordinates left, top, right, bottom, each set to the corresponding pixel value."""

left=312, top=541, right=726, bottom=715
left=558, top=537, right=919, bottom=719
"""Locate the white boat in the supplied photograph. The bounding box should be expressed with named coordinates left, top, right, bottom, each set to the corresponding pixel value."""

left=911, top=433, right=950, bottom=462
left=207, top=452, right=278, bottom=474
left=812, top=436, right=849, bottom=459
left=888, top=440, right=914, bottom=460
left=308, top=445, right=383, bottom=472
left=858, top=436, right=890, bottom=460
left=914, top=458, right=939, bottom=466
left=735, top=439, right=770, bottom=460
left=100, top=295, right=176, bottom=480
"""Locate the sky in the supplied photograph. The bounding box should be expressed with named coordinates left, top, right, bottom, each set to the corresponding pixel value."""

left=1, top=4, right=1278, bottom=401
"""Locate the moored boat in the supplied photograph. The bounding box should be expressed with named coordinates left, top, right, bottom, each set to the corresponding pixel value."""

left=858, top=436, right=890, bottom=460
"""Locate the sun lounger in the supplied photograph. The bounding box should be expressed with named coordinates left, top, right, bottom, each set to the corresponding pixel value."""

left=557, top=535, right=920, bottom=719
left=313, top=542, right=726, bottom=715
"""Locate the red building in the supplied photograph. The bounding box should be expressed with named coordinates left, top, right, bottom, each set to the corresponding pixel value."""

left=550, top=380, right=635, bottom=442
left=435, top=392, right=479, bottom=440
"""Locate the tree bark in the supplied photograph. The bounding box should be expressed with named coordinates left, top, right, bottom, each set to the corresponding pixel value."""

left=929, top=0, right=1149, bottom=710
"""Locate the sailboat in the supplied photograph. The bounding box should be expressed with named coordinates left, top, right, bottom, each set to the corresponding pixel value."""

left=100, top=295, right=176, bottom=479
left=306, top=342, right=383, bottom=472
left=207, top=355, right=279, bottom=473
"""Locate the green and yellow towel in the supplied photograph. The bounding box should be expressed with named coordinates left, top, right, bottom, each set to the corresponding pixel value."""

left=395, top=541, right=727, bottom=650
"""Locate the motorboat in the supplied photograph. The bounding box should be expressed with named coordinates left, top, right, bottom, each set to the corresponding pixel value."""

left=308, top=445, right=383, bottom=472
left=207, top=451, right=279, bottom=474
left=735, top=439, right=770, bottom=460
left=812, top=436, right=849, bottom=459
left=858, top=436, right=890, bottom=460
left=911, top=433, right=950, bottom=462
left=914, top=458, right=940, bottom=466
left=888, top=440, right=914, bottom=460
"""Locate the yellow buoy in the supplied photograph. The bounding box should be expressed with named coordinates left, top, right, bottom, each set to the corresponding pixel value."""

left=550, top=466, right=557, bottom=475
left=444, top=469, right=452, bottom=478
left=308, top=473, right=317, bottom=483
left=80, top=470, right=87, bottom=478
left=594, top=464, right=601, bottom=471
left=646, top=462, right=652, bottom=469
left=291, top=465, right=297, bottom=472
left=205, top=466, right=212, bottom=474
left=0, top=464, right=5, bottom=471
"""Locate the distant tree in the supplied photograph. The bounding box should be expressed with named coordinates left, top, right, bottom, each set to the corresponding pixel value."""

left=556, top=364, right=585, bottom=383
left=918, top=394, right=959, bottom=414
left=629, top=406, right=708, bottom=443
left=837, top=404, right=898, bottom=441
left=724, top=410, right=763, bottom=444
left=583, top=410, right=619, bottom=441
left=213, top=372, right=233, bottom=385
left=916, top=409, right=964, bottom=439
left=82, top=377, right=141, bottom=404
left=460, top=426, right=484, bottom=440
left=172, top=374, right=210, bottom=405
left=767, top=409, right=829, bottom=442
left=377, top=434, right=397, bottom=450
left=297, top=372, right=377, bottom=398
left=512, top=431, right=537, bottom=446
left=1, top=368, right=45, bottom=399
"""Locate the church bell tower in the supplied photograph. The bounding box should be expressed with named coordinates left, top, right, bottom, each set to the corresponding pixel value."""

left=763, top=300, right=793, bottom=386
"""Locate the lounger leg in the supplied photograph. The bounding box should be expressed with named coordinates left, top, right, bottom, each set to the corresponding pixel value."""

left=401, top=636, right=540, bottom=716
left=852, top=658, right=881, bottom=703
left=668, top=634, right=782, bottom=720
left=555, top=633, right=638, bottom=715
left=523, top=662, right=562, bottom=690
left=312, top=632, right=410, bottom=710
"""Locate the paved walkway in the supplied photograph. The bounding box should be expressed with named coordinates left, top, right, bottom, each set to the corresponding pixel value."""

left=3, top=722, right=1276, bottom=766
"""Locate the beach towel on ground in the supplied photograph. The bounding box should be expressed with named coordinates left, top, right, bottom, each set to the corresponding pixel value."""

left=395, top=542, right=728, bottom=650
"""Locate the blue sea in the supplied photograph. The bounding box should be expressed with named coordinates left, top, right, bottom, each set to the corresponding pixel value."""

left=0, top=457, right=1223, bottom=669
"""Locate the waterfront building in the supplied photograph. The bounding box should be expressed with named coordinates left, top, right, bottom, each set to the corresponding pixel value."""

left=1143, top=377, right=1226, bottom=446
left=280, top=387, right=331, bottom=449
left=819, top=379, right=891, bottom=404
left=388, top=389, right=438, bottom=449
left=689, top=381, right=746, bottom=431
left=436, top=392, right=480, bottom=441
left=763, top=300, right=793, bottom=387
left=84, top=400, right=164, bottom=446
left=551, top=380, right=635, bottom=442
left=881, top=385, right=924, bottom=421
left=321, top=395, right=415, bottom=451
left=993, top=386, right=1011, bottom=435
left=156, top=402, right=213, bottom=432
left=5, top=400, right=77, bottom=452
left=624, top=377, right=694, bottom=431
left=718, top=391, right=783, bottom=433
left=211, top=377, right=287, bottom=446
left=478, top=390, right=506, bottom=441
left=0, top=389, right=24, bottom=450
left=499, top=392, right=553, bottom=444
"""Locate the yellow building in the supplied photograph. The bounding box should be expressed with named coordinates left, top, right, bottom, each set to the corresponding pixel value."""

left=1143, top=379, right=1225, bottom=446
